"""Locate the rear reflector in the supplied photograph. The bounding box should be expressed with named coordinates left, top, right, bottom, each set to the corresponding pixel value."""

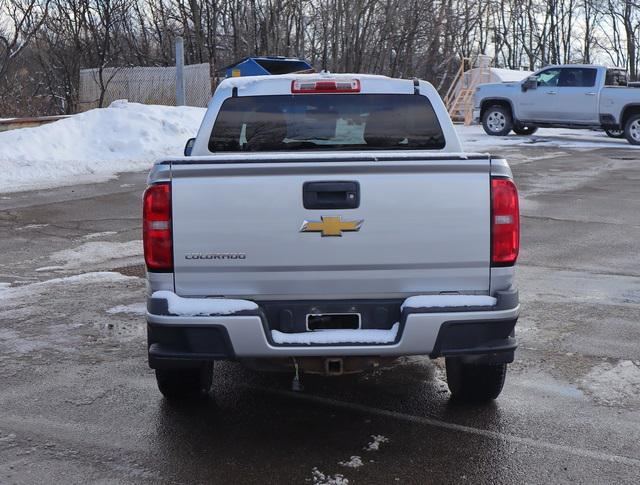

left=291, top=79, right=360, bottom=93
left=491, top=178, right=520, bottom=266
left=143, top=182, right=173, bottom=271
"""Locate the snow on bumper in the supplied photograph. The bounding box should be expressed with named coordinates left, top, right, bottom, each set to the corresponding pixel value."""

left=146, top=292, right=519, bottom=360
left=272, top=323, right=400, bottom=345
left=151, top=290, right=257, bottom=316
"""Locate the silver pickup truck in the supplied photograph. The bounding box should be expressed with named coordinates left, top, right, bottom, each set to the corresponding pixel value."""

left=143, top=74, right=520, bottom=403
left=473, top=64, right=640, bottom=144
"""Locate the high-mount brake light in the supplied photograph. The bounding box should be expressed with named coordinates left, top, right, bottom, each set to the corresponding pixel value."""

left=143, top=182, right=173, bottom=271
left=491, top=177, right=520, bottom=266
left=291, top=79, right=361, bottom=93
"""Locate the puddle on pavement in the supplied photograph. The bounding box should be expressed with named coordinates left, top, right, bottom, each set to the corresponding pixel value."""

left=518, top=371, right=585, bottom=400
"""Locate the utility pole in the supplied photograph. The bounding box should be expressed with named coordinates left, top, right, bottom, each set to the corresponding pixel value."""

left=175, top=37, right=186, bottom=106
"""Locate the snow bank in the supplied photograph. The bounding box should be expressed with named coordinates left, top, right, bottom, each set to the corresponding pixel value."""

left=0, top=101, right=205, bottom=194
left=152, top=290, right=258, bottom=316
left=271, top=323, right=399, bottom=345
left=401, top=294, right=496, bottom=311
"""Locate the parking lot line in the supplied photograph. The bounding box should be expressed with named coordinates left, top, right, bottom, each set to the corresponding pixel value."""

left=252, top=386, right=640, bottom=467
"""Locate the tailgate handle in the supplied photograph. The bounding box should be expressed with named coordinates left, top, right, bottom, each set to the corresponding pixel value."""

left=303, top=181, right=360, bottom=209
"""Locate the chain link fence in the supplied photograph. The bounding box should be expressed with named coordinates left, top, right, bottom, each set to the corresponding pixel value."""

left=78, top=63, right=212, bottom=111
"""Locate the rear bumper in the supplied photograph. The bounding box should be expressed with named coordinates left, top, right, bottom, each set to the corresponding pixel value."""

left=147, top=290, right=519, bottom=368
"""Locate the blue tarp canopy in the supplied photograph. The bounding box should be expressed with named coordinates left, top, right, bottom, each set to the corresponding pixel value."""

left=223, top=56, right=312, bottom=78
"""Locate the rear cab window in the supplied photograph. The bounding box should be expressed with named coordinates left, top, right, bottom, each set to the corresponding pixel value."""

left=208, top=94, right=445, bottom=152
left=558, top=68, right=597, bottom=87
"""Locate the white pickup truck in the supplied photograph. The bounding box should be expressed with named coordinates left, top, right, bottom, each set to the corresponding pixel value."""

left=143, top=74, right=521, bottom=403
left=473, top=64, right=640, bottom=144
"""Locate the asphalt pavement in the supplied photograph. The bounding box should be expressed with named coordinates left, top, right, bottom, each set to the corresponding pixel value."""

left=0, top=143, right=639, bottom=484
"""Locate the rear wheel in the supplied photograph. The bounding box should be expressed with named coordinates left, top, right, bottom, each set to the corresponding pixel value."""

left=604, top=128, right=625, bottom=138
left=482, top=105, right=513, bottom=136
left=445, top=357, right=507, bottom=402
left=624, top=114, right=640, bottom=145
left=512, top=125, right=538, bottom=136
left=155, top=363, right=213, bottom=400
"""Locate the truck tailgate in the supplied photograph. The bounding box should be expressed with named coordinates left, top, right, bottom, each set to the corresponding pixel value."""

left=169, top=154, right=491, bottom=299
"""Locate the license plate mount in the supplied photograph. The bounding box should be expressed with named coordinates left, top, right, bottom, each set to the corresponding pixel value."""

left=306, top=313, right=361, bottom=331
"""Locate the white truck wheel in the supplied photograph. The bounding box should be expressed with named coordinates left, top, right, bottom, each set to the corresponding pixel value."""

left=624, top=114, right=640, bottom=145
left=445, top=357, right=507, bottom=401
left=482, top=106, right=513, bottom=136
left=155, top=363, right=213, bottom=400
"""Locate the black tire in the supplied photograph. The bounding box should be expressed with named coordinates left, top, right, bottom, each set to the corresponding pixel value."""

left=604, top=128, right=625, bottom=139
left=445, top=357, right=507, bottom=402
left=512, top=125, right=538, bottom=136
left=155, top=363, right=213, bottom=400
left=482, top=105, right=513, bottom=136
left=624, top=114, right=640, bottom=145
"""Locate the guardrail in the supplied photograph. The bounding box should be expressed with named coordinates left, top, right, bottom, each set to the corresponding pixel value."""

left=0, top=115, right=70, bottom=133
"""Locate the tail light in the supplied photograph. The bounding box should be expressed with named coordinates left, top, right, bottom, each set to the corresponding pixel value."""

left=143, top=182, right=173, bottom=271
left=291, top=79, right=360, bottom=93
left=491, top=177, right=520, bottom=266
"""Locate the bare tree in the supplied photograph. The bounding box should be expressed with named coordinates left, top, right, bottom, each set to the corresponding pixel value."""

left=2, top=0, right=640, bottom=115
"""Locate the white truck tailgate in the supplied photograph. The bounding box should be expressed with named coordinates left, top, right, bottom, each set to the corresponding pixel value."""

left=170, top=154, right=491, bottom=299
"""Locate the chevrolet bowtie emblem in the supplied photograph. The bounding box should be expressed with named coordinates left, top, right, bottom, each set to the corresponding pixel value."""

left=300, top=216, right=363, bottom=237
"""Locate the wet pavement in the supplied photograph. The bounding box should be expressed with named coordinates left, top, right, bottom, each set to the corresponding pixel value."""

left=1, top=144, right=640, bottom=484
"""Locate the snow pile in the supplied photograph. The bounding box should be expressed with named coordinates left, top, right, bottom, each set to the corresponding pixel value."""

left=152, top=290, right=258, bottom=316
left=401, top=294, right=496, bottom=311
left=338, top=456, right=363, bottom=469
left=37, top=241, right=142, bottom=271
left=364, top=435, right=389, bottom=451
left=0, top=101, right=206, bottom=193
left=581, top=360, right=640, bottom=405
left=271, top=323, right=399, bottom=345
